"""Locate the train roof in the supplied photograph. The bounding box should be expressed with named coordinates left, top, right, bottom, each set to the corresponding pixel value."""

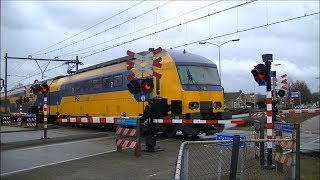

left=75, top=49, right=216, bottom=75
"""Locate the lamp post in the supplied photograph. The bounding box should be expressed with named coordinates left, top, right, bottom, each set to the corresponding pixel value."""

left=199, top=39, right=240, bottom=83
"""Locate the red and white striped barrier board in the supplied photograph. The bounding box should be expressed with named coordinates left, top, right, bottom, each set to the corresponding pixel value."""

left=116, top=127, right=138, bottom=137
left=279, top=109, right=320, bottom=114
left=250, top=112, right=266, bottom=117
left=275, top=136, right=296, bottom=151
left=27, top=117, right=37, bottom=127
left=115, top=139, right=138, bottom=150
left=273, top=152, right=293, bottom=166
left=1, top=116, right=11, bottom=125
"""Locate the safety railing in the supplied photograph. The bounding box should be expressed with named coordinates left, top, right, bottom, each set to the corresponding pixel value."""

left=174, top=137, right=299, bottom=180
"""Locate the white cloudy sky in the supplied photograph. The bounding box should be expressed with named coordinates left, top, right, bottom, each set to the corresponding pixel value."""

left=1, top=0, right=319, bottom=94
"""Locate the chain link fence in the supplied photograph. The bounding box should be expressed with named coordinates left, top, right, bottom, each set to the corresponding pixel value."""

left=174, top=138, right=297, bottom=180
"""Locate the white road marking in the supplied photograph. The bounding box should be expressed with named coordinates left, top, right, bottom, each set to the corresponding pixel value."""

left=6, top=136, right=116, bottom=151
left=308, top=138, right=319, bottom=144
left=0, top=150, right=116, bottom=177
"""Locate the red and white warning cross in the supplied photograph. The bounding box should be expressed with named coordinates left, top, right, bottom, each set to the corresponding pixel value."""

left=280, top=74, right=287, bottom=91
left=126, top=47, right=163, bottom=80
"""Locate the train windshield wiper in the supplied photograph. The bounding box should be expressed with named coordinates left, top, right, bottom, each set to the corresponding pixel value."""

left=186, top=68, right=201, bottom=90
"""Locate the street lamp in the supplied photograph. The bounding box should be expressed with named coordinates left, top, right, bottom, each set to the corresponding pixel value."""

left=199, top=39, right=240, bottom=84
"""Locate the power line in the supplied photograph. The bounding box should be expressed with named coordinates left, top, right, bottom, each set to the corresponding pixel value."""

left=169, top=12, right=320, bottom=49
left=36, top=0, right=174, bottom=57
left=58, top=0, right=223, bottom=58
left=78, top=0, right=256, bottom=59
left=31, top=0, right=147, bottom=56
left=8, top=63, right=66, bottom=88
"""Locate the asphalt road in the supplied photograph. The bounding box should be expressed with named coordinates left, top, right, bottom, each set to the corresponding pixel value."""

left=1, top=137, right=184, bottom=180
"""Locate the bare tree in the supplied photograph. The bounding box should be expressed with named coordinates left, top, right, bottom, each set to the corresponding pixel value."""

left=288, top=80, right=312, bottom=104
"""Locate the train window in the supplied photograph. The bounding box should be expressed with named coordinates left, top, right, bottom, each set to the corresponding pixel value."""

left=92, top=79, right=100, bottom=90
left=73, top=83, right=81, bottom=94
left=83, top=80, right=91, bottom=92
left=102, top=77, right=111, bottom=88
left=65, top=84, right=72, bottom=95
left=177, top=66, right=221, bottom=85
left=113, top=75, right=123, bottom=87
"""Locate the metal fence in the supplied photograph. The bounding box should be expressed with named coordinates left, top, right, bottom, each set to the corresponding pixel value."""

left=174, top=138, right=298, bottom=180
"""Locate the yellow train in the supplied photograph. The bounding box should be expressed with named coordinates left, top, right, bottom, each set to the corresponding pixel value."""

left=1, top=49, right=227, bottom=136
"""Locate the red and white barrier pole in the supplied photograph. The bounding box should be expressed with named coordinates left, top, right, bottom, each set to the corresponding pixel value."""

left=42, top=95, right=49, bottom=139
left=19, top=104, right=22, bottom=126
left=263, top=54, right=275, bottom=169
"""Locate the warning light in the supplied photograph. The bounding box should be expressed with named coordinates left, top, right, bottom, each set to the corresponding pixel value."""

left=40, top=82, right=49, bottom=95
left=251, top=64, right=268, bottom=85
left=141, top=78, right=154, bottom=94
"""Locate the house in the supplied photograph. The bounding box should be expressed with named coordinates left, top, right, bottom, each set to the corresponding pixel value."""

left=224, top=90, right=246, bottom=109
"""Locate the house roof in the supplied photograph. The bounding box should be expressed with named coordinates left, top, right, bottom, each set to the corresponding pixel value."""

left=224, top=92, right=243, bottom=101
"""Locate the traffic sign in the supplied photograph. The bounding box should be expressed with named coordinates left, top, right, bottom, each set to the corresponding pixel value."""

left=116, top=117, right=137, bottom=127
left=216, top=134, right=246, bottom=148
left=274, top=122, right=294, bottom=133
left=291, top=92, right=299, bottom=98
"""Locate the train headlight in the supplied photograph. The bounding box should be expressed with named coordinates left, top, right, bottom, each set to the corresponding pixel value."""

left=189, top=102, right=199, bottom=110
left=213, top=102, right=222, bottom=109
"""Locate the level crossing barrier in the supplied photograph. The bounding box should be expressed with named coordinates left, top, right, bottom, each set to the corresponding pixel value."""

left=115, top=117, right=141, bottom=157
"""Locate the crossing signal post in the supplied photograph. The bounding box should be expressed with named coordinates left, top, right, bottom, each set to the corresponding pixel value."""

left=31, top=80, right=50, bottom=139
left=126, top=48, right=164, bottom=152
left=252, top=54, right=275, bottom=170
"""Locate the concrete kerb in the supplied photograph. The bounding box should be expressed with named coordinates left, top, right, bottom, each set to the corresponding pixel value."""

left=0, top=124, right=60, bottom=133
left=1, top=132, right=110, bottom=150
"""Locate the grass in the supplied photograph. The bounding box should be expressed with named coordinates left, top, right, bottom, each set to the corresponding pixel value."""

left=301, top=155, right=320, bottom=180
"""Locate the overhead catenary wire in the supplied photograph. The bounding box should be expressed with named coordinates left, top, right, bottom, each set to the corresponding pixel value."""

left=31, top=0, right=147, bottom=56
left=58, top=0, right=223, bottom=58
left=78, top=0, right=257, bottom=59
left=34, top=0, right=173, bottom=56
left=169, top=12, right=320, bottom=49
left=8, top=63, right=66, bottom=88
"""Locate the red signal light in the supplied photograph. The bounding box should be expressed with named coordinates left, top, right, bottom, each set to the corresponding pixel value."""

left=140, top=78, right=154, bottom=94
left=257, top=73, right=265, bottom=80
left=141, top=83, right=151, bottom=91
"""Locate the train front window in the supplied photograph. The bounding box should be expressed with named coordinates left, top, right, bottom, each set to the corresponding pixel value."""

left=177, top=66, right=221, bottom=85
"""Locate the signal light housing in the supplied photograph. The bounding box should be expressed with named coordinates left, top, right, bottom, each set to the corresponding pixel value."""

left=251, top=64, right=267, bottom=85
left=40, top=82, right=49, bottom=95
left=127, top=78, right=154, bottom=95
left=127, top=79, right=141, bottom=94
left=277, top=89, right=286, bottom=97
left=31, top=84, right=41, bottom=95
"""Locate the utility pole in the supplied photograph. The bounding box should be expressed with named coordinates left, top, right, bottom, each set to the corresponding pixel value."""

left=3, top=54, right=82, bottom=113
left=4, top=53, right=8, bottom=113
